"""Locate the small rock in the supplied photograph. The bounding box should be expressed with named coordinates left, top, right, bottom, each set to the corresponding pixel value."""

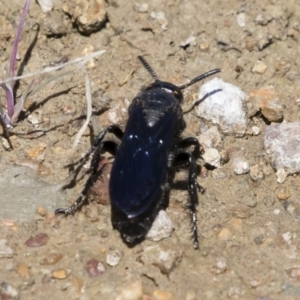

left=42, top=10, right=71, bottom=36
left=0, top=239, right=14, bottom=258
left=264, top=196, right=275, bottom=207
left=51, top=269, right=71, bottom=279
left=211, top=169, right=227, bottom=180
left=203, top=148, right=221, bottom=168
left=142, top=245, right=182, bottom=275
left=254, top=234, right=264, bottom=245
left=237, top=13, right=246, bottom=27
left=227, top=286, right=245, bottom=298
left=213, top=257, right=227, bottom=274
left=199, top=126, right=222, bottom=149
left=153, top=289, right=174, bottom=300
left=136, top=3, right=149, bottom=13
left=36, top=207, right=47, bottom=217
left=186, top=291, right=197, bottom=300
left=0, top=282, right=19, bottom=300
left=264, top=123, right=300, bottom=174
left=86, top=258, right=105, bottom=277
left=276, top=168, right=288, bottom=183
left=233, top=157, right=250, bottom=175
left=40, top=253, right=63, bottom=265
left=248, top=86, right=283, bottom=122
left=242, top=195, right=257, bottom=207
left=106, top=249, right=122, bottom=267
left=115, top=280, right=143, bottom=300
left=37, top=0, right=54, bottom=13
left=180, top=36, right=197, bottom=48
left=71, top=277, right=85, bottom=294
left=281, top=231, right=292, bottom=245
left=250, top=164, right=264, bottom=181
left=25, top=233, right=49, bottom=247
left=150, top=11, right=168, bottom=30
left=252, top=126, right=261, bottom=135
left=217, top=228, right=233, bottom=240
left=2, top=137, right=11, bottom=150
left=252, top=60, right=267, bottom=74
left=277, top=188, right=291, bottom=200
left=196, top=78, right=247, bottom=136
left=16, top=263, right=30, bottom=278
left=146, top=210, right=173, bottom=241
left=284, top=202, right=300, bottom=219
left=2, top=219, right=16, bottom=227
left=286, top=267, right=300, bottom=281
left=199, top=41, right=209, bottom=51
left=62, top=0, right=107, bottom=34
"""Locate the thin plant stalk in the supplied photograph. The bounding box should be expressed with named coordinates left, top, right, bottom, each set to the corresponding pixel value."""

left=2, top=0, right=30, bottom=119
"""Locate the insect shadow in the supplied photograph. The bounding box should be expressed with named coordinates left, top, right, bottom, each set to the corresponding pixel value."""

left=56, top=56, right=221, bottom=249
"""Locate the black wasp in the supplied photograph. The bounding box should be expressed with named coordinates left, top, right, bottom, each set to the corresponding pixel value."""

left=56, top=56, right=220, bottom=249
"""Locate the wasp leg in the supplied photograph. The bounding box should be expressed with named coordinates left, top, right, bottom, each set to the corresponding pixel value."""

left=172, top=137, right=202, bottom=249
left=55, top=125, right=123, bottom=215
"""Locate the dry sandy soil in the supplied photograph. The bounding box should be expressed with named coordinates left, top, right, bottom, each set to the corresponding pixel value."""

left=1, top=0, right=300, bottom=299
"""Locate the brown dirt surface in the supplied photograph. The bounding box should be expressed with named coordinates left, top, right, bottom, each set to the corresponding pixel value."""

left=1, top=0, right=300, bottom=299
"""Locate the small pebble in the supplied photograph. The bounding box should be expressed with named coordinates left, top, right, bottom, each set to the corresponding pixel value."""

left=99, top=229, right=109, bottom=238
left=249, top=86, right=283, bottom=122
left=153, top=289, right=174, bottom=300
left=36, top=207, right=47, bottom=217
left=285, top=202, right=300, bottom=219
left=37, top=0, right=54, bottom=13
left=199, top=41, right=209, bottom=51
left=264, top=196, right=275, bottom=207
left=62, top=105, right=76, bottom=116
left=86, top=258, right=105, bottom=277
left=237, top=13, right=246, bottom=27
left=273, top=209, right=281, bottom=215
left=199, top=126, right=222, bottom=150
left=252, top=126, right=261, bottom=135
left=214, top=257, right=227, bottom=274
left=254, top=234, right=264, bottom=245
left=285, top=267, right=300, bottom=281
left=0, top=282, right=19, bottom=300
left=203, top=148, right=221, bottom=168
left=2, top=219, right=16, bottom=227
left=40, top=253, right=63, bottom=265
left=252, top=60, right=267, bottom=74
left=0, top=239, right=14, bottom=258
left=282, top=231, right=292, bottom=245
left=71, top=277, right=85, bottom=294
left=51, top=269, right=71, bottom=279
left=277, top=188, right=291, bottom=200
left=250, top=164, right=264, bottom=181
left=2, top=138, right=11, bottom=150
left=136, top=3, right=149, bottom=13
left=186, top=291, right=197, bottom=300
left=233, top=157, right=250, bottom=175
left=142, top=245, right=182, bottom=275
left=150, top=11, right=168, bottom=30
left=217, top=228, right=233, bottom=240
left=16, top=263, right=30, bottom=278
left=25, top=233, right=49, bottom=247
left=276, top=168, right=288, bottom=184
left=116, top=280, right=143, bottom=300
left=106, top=250, right=122, bottom=267
left=146, top=210, right=173, bottom=241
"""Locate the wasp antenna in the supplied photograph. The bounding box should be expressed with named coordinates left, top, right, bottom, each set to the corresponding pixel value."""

left=179, top=68, right=221, bottom=90
left=138, top=56, right=159, bottom=80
